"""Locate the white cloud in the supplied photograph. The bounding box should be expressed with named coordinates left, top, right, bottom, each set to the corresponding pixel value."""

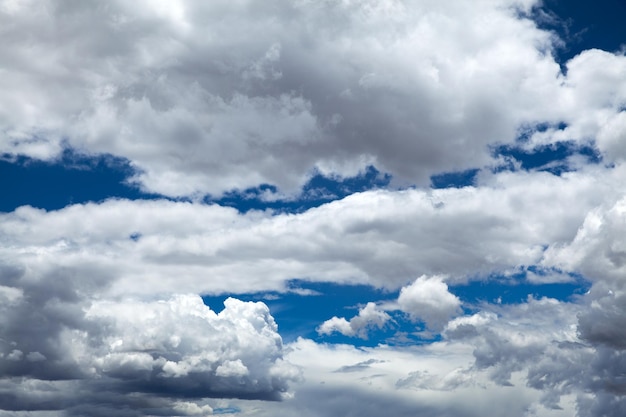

left=4, top=0, right=624, bottom=196
left=542, top=195, right=626, bottom=284
left=318, top=275, right=461, bottom=339
left=397, top=275, right=461, bottom=331
left=2, top=167, right=625, bottom=414
left=172, top=401, right=214, bottom=416
left=317, top=302, right=391, bottom=338
left=84, top=295, right=298, bottom=397
left=1, top=167, right=622, bottom=298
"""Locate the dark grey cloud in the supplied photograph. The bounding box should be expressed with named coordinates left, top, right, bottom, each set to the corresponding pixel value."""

left=568, top=288, right=626, bottom=416
left=578, top=292, right=626, bottom=350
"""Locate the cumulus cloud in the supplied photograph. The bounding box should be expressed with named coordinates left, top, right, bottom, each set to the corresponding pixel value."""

left=2, top=0, right=624, bottom=197
left=317, top=302, right=391, bottom=339
left=85, top=295, right=298, bottom=399
left=2, top=175, right=624, bottom=415
left=397, top=275, right=461, bottom=331
left=318, top=275, right=461, bottom=339
left=542, top=195, right=626, bottom=284
left=0, top=268, right=298, bottom=416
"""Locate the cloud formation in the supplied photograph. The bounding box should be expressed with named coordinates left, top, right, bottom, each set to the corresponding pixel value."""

left=317, top=302, right=391, bottom=338
left=0, top=273, right=298, bottom=415
left=2, top=167, right=623, bottom=298
left=2, top=165, right=626, bottom=414
left=397, top=275, right=461, bottom=331
left=2, top=0, right=625, bottom=198
left=318, top=275, right=461, bottom=339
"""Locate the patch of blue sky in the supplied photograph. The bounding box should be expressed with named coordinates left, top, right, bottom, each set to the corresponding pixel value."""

left=2, top=149, right=391, bottom=214
left=529, top=0, right=626, bottom=66
left=430, top=168, right=480, bottom=189
left=203, top=281, right=391, bottom=345
left=450, top=272, right=589, bottom=308
left=0, top=149, right=163, bottom=212
left=430, top=136, right=601, bottom=189
left=491, top=140, right=602, bottom=175
left=208, top=166, right=391, bottom=213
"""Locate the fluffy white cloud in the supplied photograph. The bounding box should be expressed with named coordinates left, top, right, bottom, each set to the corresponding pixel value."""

left=85, top=295, right=298, bottom=397
left=531, top=49, right=626, bottom=160
left=1, top=169, right=625, bottom=414
left=397, top=275, right=461, bottom=331
left=3, top=0, right=624, bottom=197
left=318, top=275, right=461, bottom=338
left=172, top=401, right=214, bottom=416
left=317, top=302, right=391, bottom=338
left=542, top=195, right=626, bottom=284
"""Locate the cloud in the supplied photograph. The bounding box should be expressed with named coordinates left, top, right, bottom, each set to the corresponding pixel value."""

left=0, top=268, right=299, bottom=415
left=540, top=197, right=626, bottom=415
left=2, top=167, right=623, bottom=298
left=230, top=336, right=579, bottom=417
left=542, top=195, right=626, bottom=284
left=567, top=287, right=626, bottom=416
left=2, top=175, right=623, bottom=414
left=85, top=295, right=299, bottom=399
left=397, top=275, right=461, bottom=331
left=317, top=302, right=391, bottom=339
left=4, top=0, right=626, bottom=197
left=317, top=275, right=461, bottom=339
left=2, top=165, right=626, bottom=414
left=444, top=296, right=588, bottom=409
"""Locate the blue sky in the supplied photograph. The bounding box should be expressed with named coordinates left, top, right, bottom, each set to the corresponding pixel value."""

left=1, top=1, right=626, bottom=416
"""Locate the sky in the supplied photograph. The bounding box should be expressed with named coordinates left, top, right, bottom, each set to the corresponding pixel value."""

left=1, top=0, right=626, bottom=416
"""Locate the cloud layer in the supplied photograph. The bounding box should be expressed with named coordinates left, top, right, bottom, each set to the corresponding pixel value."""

left=2, top=167, right=623, bottom=297
left=2, top=0, right=625, bottom=197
